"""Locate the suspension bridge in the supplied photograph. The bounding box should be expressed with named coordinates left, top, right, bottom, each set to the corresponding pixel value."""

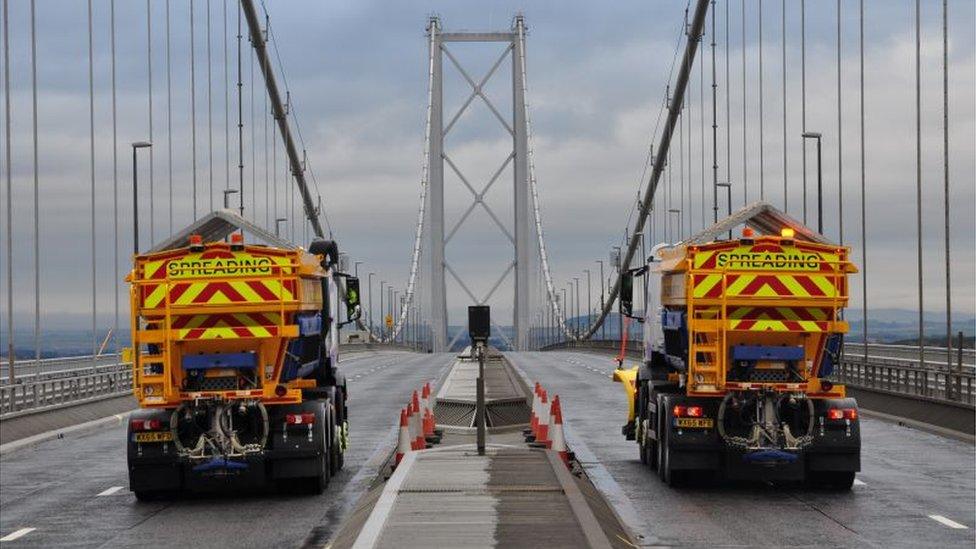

left=0, top=1, right=973, bottom=547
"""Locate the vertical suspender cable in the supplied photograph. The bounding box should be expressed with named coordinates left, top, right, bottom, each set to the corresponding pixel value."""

left=725, top=0, right=731, bottom=208
left=836, top=0, right=843, bottom=244
left=3, top=0, right=12, bottom=371
left=31, top=0, right=39, bottom=365
left=88, top=0, right=96, bottom=360
left=147, top=1, right=154, bottom=242
left=236, top=0, right=243, bottom=215
left=758, top=0, right=764, bottom=200
left=914, top=0, right=923, bottom=368
left=781, top=0, right=787, bottom=211
left=165, top=0, right=172, bottom=233
left=207, top=0, right=213, bottom=211
left=112, top=0, right=120, bottom=351
left=711, top=0, right=718, bottom=223
left=264, top=64, right=269, bottom=228
left=801, top=0, right=807, bottom=224
left=250, top=44, right=255, bottom=220
left=941, top=0, right=951, bottom=387
left=190, top=0, right=197, bottom=218
left=223, top=0, right=229, bottom=195
left=700, top=35, right=705, bottom=229
left=859, top=0, right=867, bottom=366
left=741, top=0, right=747, bottom=204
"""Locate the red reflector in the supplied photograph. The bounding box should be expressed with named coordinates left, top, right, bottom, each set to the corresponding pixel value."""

left=189, top=234, right=203, bottom=247
left=231, top=232, right=244, bottom=245
left=285, top=413, right=316, bottom=425
left=686, top=406, right=704, bottom=418
left=131, top=418, right=163, bottom=431
left=826, top=409, right=844, bottom=420
left=843, top=408, right=858, bottom=420
left=672, top=405, right=686, bottom=417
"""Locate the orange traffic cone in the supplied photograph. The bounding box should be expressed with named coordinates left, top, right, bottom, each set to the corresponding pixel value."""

left=536, top=390, right=550, bottom=446
left=395, top=408, right=411, bottom=466
left=529, top=382, right=541, bottom=433
left=411, top=390, right=425, bottom=450
left=548, top=396, right=569, bottom=467
left=421, top=383, right=433, bottom=437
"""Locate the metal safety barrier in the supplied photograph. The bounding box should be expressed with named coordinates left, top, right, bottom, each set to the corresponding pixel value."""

left=0, top=364, right=132, bottom=418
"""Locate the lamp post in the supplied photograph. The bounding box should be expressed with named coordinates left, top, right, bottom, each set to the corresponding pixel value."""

left=583, top=269, right=592, bottom=333
left=368, top=272, right=375, bottom=337
left=561, top=288, right=568, bottom=341
left=380, top=280, right=386, bottom=340
left=596, top=260, right=605, bottom=340
left=573, top=277, right=580, bottom=337
left=222, top=188, right=238, bottom=209
left=716, top=182, right=732, bottom=239
left=274, top=217, right=287, bottom=238
left=131, top=142, right=152, bottom=254
left=802, top=132, right=824, bottom=234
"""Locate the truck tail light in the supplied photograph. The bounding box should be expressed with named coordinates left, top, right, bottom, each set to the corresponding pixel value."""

left=673, top=405, right=705, bottom=418
left=131, top=418, right=163, bottom=431
left=285, top=413, right=315, bottom=425
left=826, top=408, right=857, bottom=421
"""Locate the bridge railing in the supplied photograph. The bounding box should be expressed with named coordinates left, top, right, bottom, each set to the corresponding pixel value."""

left=540, top=340, right=975, bottom=405
left=0, top=364, right=133, bottom=419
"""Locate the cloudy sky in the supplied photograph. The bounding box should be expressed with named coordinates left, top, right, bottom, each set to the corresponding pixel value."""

left=1, top=0, right=973, bottom=335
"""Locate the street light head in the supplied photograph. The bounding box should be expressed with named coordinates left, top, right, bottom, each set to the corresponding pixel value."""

left=132, top=141, right=152, bottom=148
left=802, top=132, right=822, bottom=139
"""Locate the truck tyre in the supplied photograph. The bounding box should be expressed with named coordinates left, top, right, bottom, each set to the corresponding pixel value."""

left=308, top=402, right=331, bottom=495
left=638, top=386, right=648, bottom=465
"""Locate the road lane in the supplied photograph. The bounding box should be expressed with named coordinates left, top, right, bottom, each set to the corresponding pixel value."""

left=508, top=350, right=976, bottom=548
left=0, top=350, right=455, bottom=549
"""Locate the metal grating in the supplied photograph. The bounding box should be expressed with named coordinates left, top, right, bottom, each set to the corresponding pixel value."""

left=434, top=401, right=476, bottom=427
left=486, top=400, right=531, bottom=427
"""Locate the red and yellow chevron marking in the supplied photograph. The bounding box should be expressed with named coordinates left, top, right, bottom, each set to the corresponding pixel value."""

left=727, top=306, right=831, bottom=332
left=144, top=279, right=297, bottom=309
left=693, top=273, right=840, bottom=299
left=173, top=312, right=282, bottom=339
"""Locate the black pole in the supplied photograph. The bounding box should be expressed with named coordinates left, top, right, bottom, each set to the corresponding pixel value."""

left=132, top=146, right=139, bottom=255
left=816, top=137, right=823, bottom=234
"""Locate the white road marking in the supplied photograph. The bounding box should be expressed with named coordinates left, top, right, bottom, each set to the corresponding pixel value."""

left=96, top=486, right=124, bottom=496
left=928, top=515, right=968, bottom=529
left=0, top=528, right=36, bottom=542
left=853, top=478, right=866, bottom=486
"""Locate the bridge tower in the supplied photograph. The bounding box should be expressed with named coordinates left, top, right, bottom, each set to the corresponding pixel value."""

left=425, top=16, right=533, bottom=352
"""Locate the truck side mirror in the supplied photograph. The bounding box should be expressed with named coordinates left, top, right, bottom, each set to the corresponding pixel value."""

left=619, top=272, right=634, bottom=318
left=345, top=277, right=361, bottom=320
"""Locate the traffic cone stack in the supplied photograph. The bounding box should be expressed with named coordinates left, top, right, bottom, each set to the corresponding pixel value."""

left=524, top=381, right=573, bottom=468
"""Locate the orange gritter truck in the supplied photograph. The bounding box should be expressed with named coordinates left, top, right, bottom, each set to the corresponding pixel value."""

left=124, top=211, right=360, bottom=499
left=614, top=202, right=861, bottom=488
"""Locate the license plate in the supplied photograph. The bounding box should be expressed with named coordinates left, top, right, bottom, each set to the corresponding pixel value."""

left=675, top=418, right=714, bottom=429
left=134, top=431, right=173, bottom=443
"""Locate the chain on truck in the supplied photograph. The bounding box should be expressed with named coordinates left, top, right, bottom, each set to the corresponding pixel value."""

left=124, top=222, right=361, bottom=500
left=613, top=204, right=861, bottom=488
